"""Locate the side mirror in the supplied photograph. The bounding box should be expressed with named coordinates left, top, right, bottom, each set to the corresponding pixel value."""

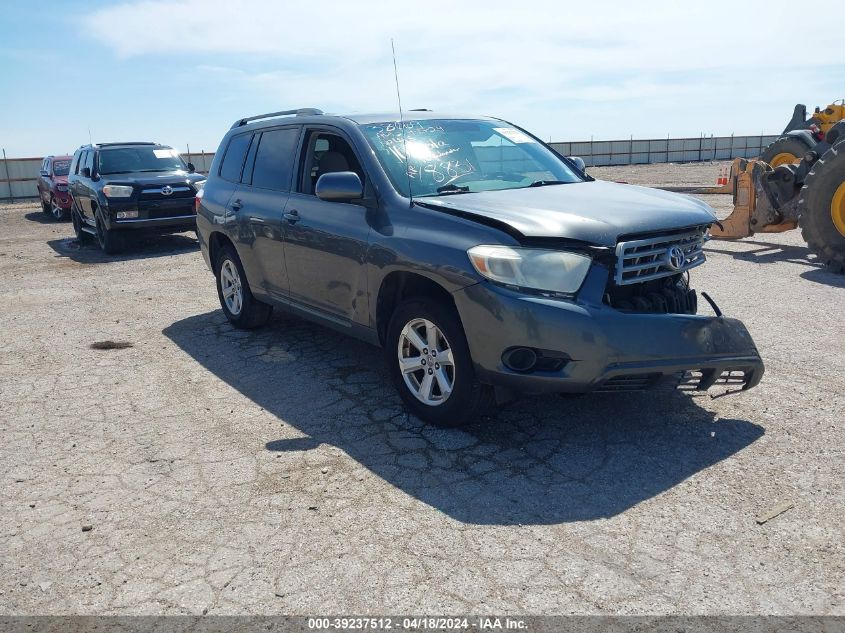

left=315, top=171, right=363, bottom=202
left=187, top=162, right=196, bottom=173
left=568, top=156, right=586, bottom=172
left=81, top=167, right=91, bottom=178
left=40, top=170, right=49, bottom=177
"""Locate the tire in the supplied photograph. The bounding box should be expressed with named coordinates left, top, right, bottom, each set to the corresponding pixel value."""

left=385, top=298, right=494, bottom=427
left=95, top=213, right=125, bottom=254
left=71, top=203, right=92, bottom=243
left=798, top=141, right=845, bottom=273
left=214, top=243, right=272, bottom=329
left=50, top=196, right=67, bottom=221
left=760, top=136, right=815, bottom=168
left=41, top=196, right=50, bottom=213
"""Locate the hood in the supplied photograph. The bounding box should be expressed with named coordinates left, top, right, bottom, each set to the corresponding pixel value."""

left=416, top=179, right=716, bottom=247
left=100, top=171, right=205, bottom=187
left=53, top=175, right=68, bottom=186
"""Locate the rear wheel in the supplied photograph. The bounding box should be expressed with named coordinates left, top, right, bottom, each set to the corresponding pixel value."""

left=760, top=136, right=815, bottom=167
left=386, top=298, right=494, bottom=427
left=798, top=142, right=845, bottom=273
left=95, top=213, right=125, bottom=254
left=214, top=243, right=272, bottom=329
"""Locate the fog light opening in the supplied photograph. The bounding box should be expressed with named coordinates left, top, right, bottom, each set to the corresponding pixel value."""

left=502, top=347, right=538, bottom=373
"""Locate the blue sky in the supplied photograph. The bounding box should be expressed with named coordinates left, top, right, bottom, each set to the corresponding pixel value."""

left=1, top=0, right=842, bottom=157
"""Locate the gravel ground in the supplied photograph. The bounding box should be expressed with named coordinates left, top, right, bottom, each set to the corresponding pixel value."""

left=1, top=161, right=843, bottom=615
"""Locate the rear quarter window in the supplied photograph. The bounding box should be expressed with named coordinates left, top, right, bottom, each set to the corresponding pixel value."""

left=219, top=133, right=252, bottom=183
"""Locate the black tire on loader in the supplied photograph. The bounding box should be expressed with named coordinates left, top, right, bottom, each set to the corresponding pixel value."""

left=797, top=141, right=845, bottom=273
left=760, top=135, right=815, bottom=167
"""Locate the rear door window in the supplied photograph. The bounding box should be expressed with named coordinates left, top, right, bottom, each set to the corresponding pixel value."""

left=251, top=128, right=300, bottom=191
left=219, top=133, right=252, bottom=183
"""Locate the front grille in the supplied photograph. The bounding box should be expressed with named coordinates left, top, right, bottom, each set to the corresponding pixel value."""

left=605, top=274, right=697, bottom=315
left=139, top=185, right=194, bottom=200
left=615, top=227, right=707, bottom=286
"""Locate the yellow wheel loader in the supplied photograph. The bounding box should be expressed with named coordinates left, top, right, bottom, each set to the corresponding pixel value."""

left=759, top=100, right=845, bottom=167
left=706, top=120, right=845, bottom=273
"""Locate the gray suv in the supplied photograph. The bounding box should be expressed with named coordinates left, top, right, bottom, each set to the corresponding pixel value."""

left=197, top=108, right=763, bottom=426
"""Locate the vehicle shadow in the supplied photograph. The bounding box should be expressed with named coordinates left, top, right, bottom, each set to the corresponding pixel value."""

left=706, top=239, right=819, bottom=268
left=46, top=233, right=198, bottom=264
left=800, top=267, right=845, bottom=287
left=24, top=210, right=66, bottom=225
left=163, top=310, right=764, bottom=526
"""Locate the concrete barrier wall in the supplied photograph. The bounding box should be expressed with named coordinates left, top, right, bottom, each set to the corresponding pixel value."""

left=0, top=135, right=777, bottom=200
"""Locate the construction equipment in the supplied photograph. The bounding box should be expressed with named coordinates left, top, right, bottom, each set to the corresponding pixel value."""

left=759, top=100, right=845, bottom=167
left=707, top=120, right=845, bottom=273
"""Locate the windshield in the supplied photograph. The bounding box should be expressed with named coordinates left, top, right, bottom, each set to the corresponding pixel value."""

left=360, top=119, right=582, bottom=197
left=97, top=147, right=186, bottom=175
left=53, top=160, right=71, bottom=176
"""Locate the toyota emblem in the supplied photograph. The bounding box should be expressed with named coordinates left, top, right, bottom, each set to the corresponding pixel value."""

left=666, top=246, right=686, bottom=270
left=161, top=185, right=173, bottom=196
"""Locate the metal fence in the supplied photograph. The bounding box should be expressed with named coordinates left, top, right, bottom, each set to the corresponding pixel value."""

left=550, top=134, right=779, bottom=167
left=0, top=151, right=215, bottom=201
left=1, top=134, right=778, bottom=200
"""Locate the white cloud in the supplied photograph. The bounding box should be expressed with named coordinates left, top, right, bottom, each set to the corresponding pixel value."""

left=81, top=0, right=843, bottom=139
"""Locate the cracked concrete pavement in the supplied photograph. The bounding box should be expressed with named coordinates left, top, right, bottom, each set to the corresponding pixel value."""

left=0, top=162, right=843, bottom=615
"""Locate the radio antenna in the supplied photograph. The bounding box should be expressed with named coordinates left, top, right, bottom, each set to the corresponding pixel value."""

left=391, top=38, right=413, bottom=207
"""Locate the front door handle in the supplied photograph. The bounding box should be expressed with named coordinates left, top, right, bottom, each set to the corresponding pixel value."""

left=283, top=209, right=300, bottom=224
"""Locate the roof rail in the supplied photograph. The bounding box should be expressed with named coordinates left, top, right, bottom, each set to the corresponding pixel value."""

left=231, top=108, right=324, bottom=129
left=97, top=142, right=159, bottom=147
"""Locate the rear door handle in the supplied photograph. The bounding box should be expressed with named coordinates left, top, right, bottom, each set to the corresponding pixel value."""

left=283, top=209, right=300, bottom=224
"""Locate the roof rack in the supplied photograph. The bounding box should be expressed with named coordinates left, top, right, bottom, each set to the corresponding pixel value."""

left=96, top=142, right=159, bottom=147
left=231, top=108, right=324, bottom=129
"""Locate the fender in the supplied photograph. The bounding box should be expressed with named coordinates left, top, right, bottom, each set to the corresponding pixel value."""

left=783, top=129, right=818, bottom=150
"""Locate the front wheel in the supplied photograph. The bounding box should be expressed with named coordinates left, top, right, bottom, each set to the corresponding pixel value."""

left=798, top=141, right=845, bottom=273
left=50, top=197, right=68, bottom=221
left=214, top=244, right=272, bottom=329
left=95, top=213, right=125, bottom=254
left=386, top=299, right=494, bottom=427
left=72, top=204, right=92, bottom=243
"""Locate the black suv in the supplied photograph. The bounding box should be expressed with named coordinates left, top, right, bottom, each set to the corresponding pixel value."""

left=197, top=109, right=763, bottom=426
left=68, top=142, right=206, bottom=253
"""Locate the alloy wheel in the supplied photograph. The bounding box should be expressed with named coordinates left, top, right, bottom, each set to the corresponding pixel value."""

left=397, top=318, right=455, bottom=406
left=51, top=199, right=63, bottom=220
left=220, top=259, right=243, bottom=316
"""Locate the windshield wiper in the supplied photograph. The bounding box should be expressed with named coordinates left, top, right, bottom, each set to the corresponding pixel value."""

left=527, top=180, right=567, bottom=187
left=435, top=184, right=471, bottom=195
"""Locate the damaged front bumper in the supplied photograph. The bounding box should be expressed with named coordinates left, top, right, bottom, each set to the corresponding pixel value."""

left=453, top=278, right=763, bottom=396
